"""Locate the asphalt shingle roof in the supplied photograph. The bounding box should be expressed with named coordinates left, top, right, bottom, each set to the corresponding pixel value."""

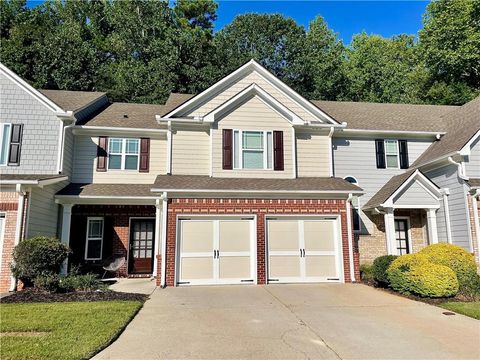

left=40, top=89, right=106, bottom=113
left=56, top=183, right=156, bottom=197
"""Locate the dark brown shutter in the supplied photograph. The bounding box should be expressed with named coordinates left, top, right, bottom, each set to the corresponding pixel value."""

left=96, top=136, right=108, bottom=172
left=273, top=131, right=284, bottom=171
left=399, top=140, right=409, bottom=169
left=222, top=129, right=233, bottom=170
left=375, top=139, right=386, bottom=169
left=7, top=124, right=23, bottom=166
left=139, top=138, right=150, bottom=172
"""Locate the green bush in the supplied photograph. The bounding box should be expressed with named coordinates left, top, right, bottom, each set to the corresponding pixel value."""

left=419, top=243, right=477, bottom=287
left=372, top=255, right=398, bottom=286
left=34, top=273, right=61, bottom=293
left=360, top=264, right=374, bottom=282
left=11, top=237, right=70, bottom=286
left=459, top=273, right=480, bottom=301
left=387, top=254, right=459, bottom=297
left=60, top=273, right=105, bottom=292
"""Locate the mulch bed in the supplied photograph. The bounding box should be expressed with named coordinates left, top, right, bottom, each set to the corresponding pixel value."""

left=1, top=289, right=148, bottom=304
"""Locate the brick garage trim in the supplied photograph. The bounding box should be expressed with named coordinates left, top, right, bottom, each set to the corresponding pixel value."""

left=160, top=198, right=359, bottom=287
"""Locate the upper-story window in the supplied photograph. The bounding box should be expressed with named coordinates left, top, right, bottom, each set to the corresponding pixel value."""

left=0, top=123, right=22, bottom=166
left=375, top=139, right=409, bottom=169
left=108, top=138, right=139, bottom=170
left=233, top=130, right=273, bottom=170
left=0, top=123, right=11, bottom=166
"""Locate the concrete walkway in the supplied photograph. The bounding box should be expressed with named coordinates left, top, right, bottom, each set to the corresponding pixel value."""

left=95, top=284, right=480, bottom=359
left=108, top=278, right=157, bottom=295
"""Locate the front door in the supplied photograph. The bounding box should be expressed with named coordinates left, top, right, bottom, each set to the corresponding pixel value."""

left=394, top=219, right=410, bottom=255
left=129, top=219, right=155, bottom=274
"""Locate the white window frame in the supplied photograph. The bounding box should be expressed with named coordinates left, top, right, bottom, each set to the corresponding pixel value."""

left=384, top=139, right=400, bottom=169
left=0, top=123, right=12, bottom=166
left=85, top=217, right=104, bottom=260
left=233, top=129, right=273, bottom=170
left=107, top=137, right=140, bottom=171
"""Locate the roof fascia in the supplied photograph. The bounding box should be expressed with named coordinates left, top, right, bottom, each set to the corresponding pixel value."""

left=337, top=128, right=445, bottom=139
left=150, top=188, right=363, bottom=195
left=72, top=125, right=168, bottom=138
left=459, top=129, right=480, bottom=156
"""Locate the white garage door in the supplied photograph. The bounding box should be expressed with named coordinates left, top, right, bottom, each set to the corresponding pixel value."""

left=177, top=218, right=255, bottom=285
left=267, top=218, right=342, bottom=283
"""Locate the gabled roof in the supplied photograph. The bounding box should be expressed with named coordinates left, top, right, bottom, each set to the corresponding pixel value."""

left=162, top=59, right=340, bottom=125
left=412, top=96, right=480, bottom=167
left=468, top=178, right=480, bottom=189
left=363, top=169, right=441, bottom=209
left=40, top=89, right=106, bottom=113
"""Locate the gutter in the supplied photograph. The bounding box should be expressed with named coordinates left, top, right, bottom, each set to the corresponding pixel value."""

left=447, top=157, right=469, bottom=181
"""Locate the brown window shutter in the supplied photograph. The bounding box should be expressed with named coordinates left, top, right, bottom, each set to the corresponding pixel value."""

left=273, top=130, right=284, bottom=171
left=8, top=124, right=23, bottom=166
left=96, top=136, right=108, bottom=172
left=139, top=138, right=150, bottom=172
left=222, top=129, right=233, bottom=170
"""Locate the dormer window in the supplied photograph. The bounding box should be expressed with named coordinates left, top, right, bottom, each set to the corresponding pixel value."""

left=233, top=130, right=273, bottom=170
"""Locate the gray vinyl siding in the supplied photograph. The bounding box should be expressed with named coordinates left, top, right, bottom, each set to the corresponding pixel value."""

left=62, top=127, right=74, bottom=178
left=332, top=137, right=432, bottom=233
left=465, top=136, right=480, bottom=178
left=426, top=164, right=471, bottom=250
left=393, top=181, right=439, bottom=206
left=27, top=181, right=68, bottom=238
left=0, top=73, right=60, bottom=174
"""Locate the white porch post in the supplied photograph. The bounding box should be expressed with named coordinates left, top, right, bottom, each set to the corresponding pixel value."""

left=427, top=208, right=439, bottom=245
left=153, top=198, right=161, bottom=277
left=10, top=186, right=26, bottom=291
left=384, top=208, right=396, bottom=255
left=60, top=204, right=73, bottom=275
left=160, top=192, right=168, bottom=288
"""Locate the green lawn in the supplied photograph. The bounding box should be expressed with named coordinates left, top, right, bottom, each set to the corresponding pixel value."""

left=0, top=301, right=143, bottom=360
left=440, top=301, right=480, bottom=320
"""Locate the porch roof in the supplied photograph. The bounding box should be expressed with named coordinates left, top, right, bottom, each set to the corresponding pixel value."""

left=56, top=183, right=157, bottom=198
left=468, top=178, right=480, bottom=189
left=0, top=174, right=68, bottom=185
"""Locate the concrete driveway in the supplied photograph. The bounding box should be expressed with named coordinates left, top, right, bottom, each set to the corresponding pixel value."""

left=94, top=284, right=479, bottom=359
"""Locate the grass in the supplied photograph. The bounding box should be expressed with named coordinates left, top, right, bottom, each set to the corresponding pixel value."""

left=440, top=301, right=480, bottom=320
left=0, top=301, right=143, bottom=360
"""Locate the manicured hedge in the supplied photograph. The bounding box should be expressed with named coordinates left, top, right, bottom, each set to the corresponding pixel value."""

left=372, top=255, right=398, bottom=286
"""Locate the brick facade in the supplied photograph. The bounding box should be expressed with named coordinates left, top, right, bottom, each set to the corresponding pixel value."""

left=161, top=197, right=359, bottom=287
left=358, top=209, right=428, bottom=264
left=467, top=194, right=480, bottom=266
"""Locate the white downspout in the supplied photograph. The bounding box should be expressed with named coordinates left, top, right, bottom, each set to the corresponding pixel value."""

left=441, top=188, right=452, bottom=243
left=160, top=192, right=168, bottom=288
left=166, top=121, right=172, bottom=175
left=328, top=126, right=335, bottom=177
left=471, top=190, right=480, bottom=264
left=346, top=194, right=356, bottom=282
left=447, top=157, right=469, bottom=181
left=10, top=185, right=26, bottom=291
left=55, top=112, right=75, bottom=174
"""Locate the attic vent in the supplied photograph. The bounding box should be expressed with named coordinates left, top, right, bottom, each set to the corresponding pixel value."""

left=123, top=114, right=128, bottom=118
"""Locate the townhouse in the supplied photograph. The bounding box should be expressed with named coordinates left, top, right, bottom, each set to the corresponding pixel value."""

left=0, top=60, right=478, bottom=292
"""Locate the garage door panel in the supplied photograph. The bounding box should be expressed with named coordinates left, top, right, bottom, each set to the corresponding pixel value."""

left=305, top=255, right=337, bottom=278
left=269, top=256, right=301, bottom=278
left=268, top=220, right=299, bottom=251
left=181, top=221, right=214, bottom=253
left=219, top=256, right=251, bottom=279
left=304, top=220, right=335, bottom=251
left=180, top=257, right=214, bottom=280
left=219, top=220, right=250, bottom=252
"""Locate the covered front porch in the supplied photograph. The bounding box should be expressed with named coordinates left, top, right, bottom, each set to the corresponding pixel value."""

left=55, top=183, right=167, bottom=280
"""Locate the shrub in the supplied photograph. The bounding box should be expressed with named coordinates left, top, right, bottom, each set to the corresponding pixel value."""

left=11, top=237, right=70, bottom=286
left=372, top=255, right=398, bottom=286
left=360, top=264, right=374, bottom=282
left=459, top=273, right=480, bottom=301
left=60, top=273, right=105, bottom=292
left=419, top=243, right=477, bottom=287
left=387, top=254, right=459, bottom=297
left=34, top=273, right=61, bottom=293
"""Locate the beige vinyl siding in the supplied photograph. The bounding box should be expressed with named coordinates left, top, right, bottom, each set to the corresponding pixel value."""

left=27, top=181, right=67, bottom=238
left=172, top=126, right=210, bottom=175
left=71, top=135, right=167, bottom=183
left=212, top=95, right=294, bottom=178
left=187, top=71, right=320, bottom=124
left=296, top=130, right=331, bottom=177
left=62, top=127, right=74, bottom=178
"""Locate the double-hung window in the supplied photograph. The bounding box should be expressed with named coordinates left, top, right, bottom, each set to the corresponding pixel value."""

left=0, top=123, right=11, bottom=166
left=108, top=138, right=139, bottom=170
left=384, top=140, right=399, bottom=168
left=85, top=217, right=104, bottom=260
left=233, top=130, right=273, bottom=169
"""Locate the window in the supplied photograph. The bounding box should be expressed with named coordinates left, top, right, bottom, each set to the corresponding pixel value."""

left=0, top=123, right=11, bottom=166
left=344, top=176, right=361, bottom=232
left=108, top=138, right=139, bottom=170
left=233, top=130, right=273, bottom=169
left=85, top=217, right=104, bottom=260
left=385, top=140, right=399, bottom=168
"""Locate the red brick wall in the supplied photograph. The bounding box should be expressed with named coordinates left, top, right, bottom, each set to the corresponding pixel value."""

left=162, top=198, right=359, bottom=287
left=0, top=192, right=20, bottom=292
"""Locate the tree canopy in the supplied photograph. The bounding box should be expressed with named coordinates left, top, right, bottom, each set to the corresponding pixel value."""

left=1, top=0, right=478, bottom=105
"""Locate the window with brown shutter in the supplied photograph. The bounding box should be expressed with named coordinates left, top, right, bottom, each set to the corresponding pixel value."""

left=96, top=136, right=108, bottom=172
left=273, top=130, right=284, bottom=171
left=8, top=124, right=23, bottom=166
left=222, top=129, right=233, bottom=170
left=139, top=138, right=150, bottom=172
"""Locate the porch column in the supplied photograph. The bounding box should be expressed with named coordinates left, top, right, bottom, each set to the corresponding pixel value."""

left=10, top=186, right=26, bottom=291
left=153, top=198, right=161, bottom=277
left=60, top=204, right=73, bottom=275
left=384, top=208, right=396, bottom=255
left=427, top=208, right=439, bottom=245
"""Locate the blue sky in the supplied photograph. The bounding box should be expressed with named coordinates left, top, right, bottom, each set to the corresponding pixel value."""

left=26, top=0, right=429, bottom=44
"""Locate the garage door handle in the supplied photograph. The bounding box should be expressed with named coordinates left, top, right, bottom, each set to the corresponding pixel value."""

left=302, top=249, right=305, bottom=257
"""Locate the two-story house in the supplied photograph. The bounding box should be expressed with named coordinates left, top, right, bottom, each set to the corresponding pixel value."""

left=1, top=60, right=478, bottom=292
